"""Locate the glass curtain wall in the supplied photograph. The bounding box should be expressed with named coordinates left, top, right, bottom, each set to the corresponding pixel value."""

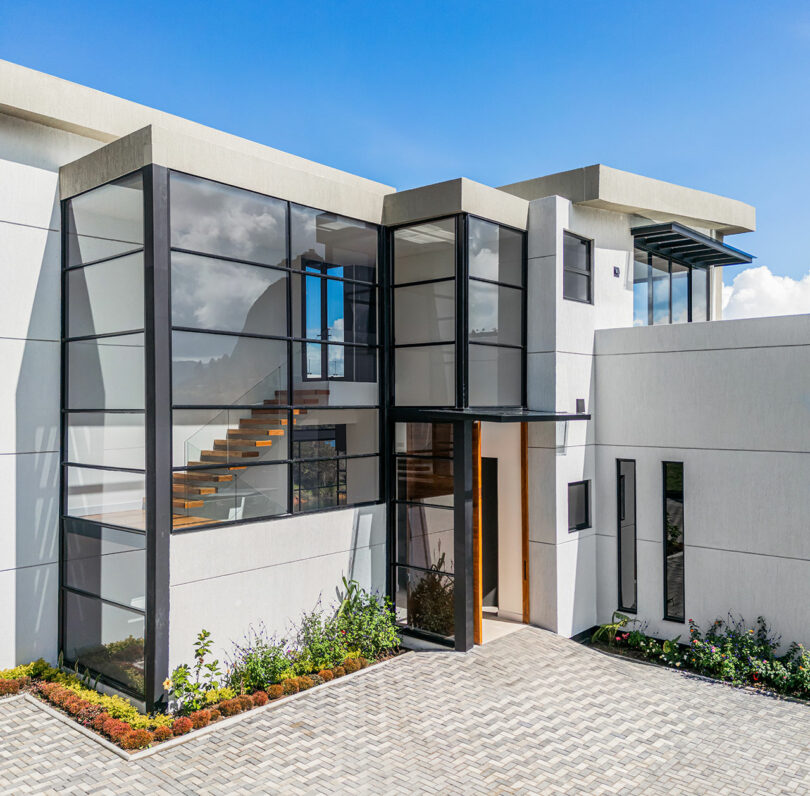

left=467, top=218, right=524, bottom=406
left=62, top=173, right=147, bottom=698
left=169, top=173, right=381, bottom=528
left=393, top=422, right=455, bottom=640
left=633, top=247, right=710, bottom=326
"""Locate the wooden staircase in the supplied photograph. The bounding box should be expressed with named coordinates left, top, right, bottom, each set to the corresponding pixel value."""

left=171, top=388, right=327, bottom=527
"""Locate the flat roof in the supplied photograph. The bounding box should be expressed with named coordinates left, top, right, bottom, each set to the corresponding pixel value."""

left=499, top=164, right=755, bottom=236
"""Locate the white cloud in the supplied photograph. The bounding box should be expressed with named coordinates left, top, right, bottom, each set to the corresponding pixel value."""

left=722, top=266, right=810, bottom=320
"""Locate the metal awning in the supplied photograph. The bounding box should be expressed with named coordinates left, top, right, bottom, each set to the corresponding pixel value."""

left=631, top=221, right=754, bottom=267
left=390, top=408, right=590, bottom=423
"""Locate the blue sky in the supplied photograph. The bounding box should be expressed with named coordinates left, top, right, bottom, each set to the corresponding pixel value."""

left=3, top=0, right=809, bottom=300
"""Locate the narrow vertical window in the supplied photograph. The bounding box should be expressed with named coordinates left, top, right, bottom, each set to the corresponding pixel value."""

left=616, top=460, right=637, bottom=613
left=562, top=231, right=592, bottom=303
left=663, top=462, right=684, bottom=622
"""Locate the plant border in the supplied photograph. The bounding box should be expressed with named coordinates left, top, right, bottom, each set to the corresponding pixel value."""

left=0, top=651, right=409, bottom=760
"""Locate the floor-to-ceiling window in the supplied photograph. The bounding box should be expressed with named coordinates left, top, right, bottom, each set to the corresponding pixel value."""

left=392, top=422, right=455, bottom=640
left=633, top=248, right=710, bottom=326
left=663, top=461, right=685, bottom=622
left=62, top=173, right=147, bottom=698
left=169, top=173, right=381, bottom=528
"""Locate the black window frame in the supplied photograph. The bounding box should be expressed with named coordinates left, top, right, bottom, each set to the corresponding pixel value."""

left=662, top=461, right=685, bottom=623
left=633, top=248, right=711, bottom=326
left=616, top=459, right=637, bottom=614
left=166, top=170, right=384, bottom=533
left=567, top=479, right=591, bottom=532
left=562, top=230, right=593, bottom=305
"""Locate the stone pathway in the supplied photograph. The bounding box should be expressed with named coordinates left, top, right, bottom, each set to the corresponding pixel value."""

left=2, top=627, right=809, bottom=794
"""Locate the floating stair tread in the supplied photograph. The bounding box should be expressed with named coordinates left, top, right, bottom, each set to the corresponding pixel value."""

left=172, top=485, right=217, bottom=495
left=173, top=498, right=205, bottom=509
left=227, top=429, right=285, bottom=439
left=214, top=439, right=273, bottom=449
left=200, top=450, right=260, bottom=459
left=173, top=472, right=234, bottom=483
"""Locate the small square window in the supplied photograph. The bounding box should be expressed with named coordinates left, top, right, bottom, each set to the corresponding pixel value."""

left=568, top=480, right=591, bottom=531
left=563, top=231, right=592, bottom=304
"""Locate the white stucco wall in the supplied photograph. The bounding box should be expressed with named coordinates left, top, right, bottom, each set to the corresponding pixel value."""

left=480, top=422, right=522, bottom=622
left=0, top=112, right=100, bottom=667
left=168, top=504, right=387, bottom=669
left=594, top=314, right=810, bottom=647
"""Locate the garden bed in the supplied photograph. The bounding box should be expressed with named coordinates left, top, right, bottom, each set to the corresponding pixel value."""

left=0, top=650, right=403, bottom=757
left=585, top=611, right=810, bottom=704
left=0, top=579, right=404, bottom=755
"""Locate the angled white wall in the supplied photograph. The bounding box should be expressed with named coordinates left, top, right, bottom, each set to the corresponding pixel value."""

left=0, top=111, right=100, bottom=667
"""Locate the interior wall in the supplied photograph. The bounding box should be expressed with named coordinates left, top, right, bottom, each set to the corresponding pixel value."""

left=480, top=422, right=523, bottom=621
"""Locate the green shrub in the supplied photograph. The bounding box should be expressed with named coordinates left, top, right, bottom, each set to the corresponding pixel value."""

left=295, top=607, right=348, bottom=670
left=336, top=578, right=400, bottom=659
left=228, top=625, right=294, bottom=692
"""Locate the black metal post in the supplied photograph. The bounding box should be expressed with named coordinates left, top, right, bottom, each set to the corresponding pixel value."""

left=453, top=420, right=473, bottom=651
left=143, top=165, right=172, bottom=710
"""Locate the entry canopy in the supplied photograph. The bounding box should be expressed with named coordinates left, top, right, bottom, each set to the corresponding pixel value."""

left=631, top=221, right=754, bottom=267
left=391, top=408, right=590, bottom=423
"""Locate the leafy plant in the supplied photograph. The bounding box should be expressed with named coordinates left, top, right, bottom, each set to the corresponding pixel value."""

left=408, top=555, right=455, bottom=637
left=336, top=578, right=400, bottom=659
left=295, top=606, right=348, bottom=670
left=591, top=611, right=632, bottom=646
left=228, top=624, right=294, bottom=693
left=166, top=629, right=223, bottom=713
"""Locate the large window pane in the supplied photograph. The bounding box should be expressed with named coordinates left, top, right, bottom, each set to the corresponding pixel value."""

left=395, top=566, right=454, bottom=639
left=293, top=409, right=378, bottom=457
left=292, top=342, right=377, bottom=402
left=663, top=462, right=685, bottom=622
left=67, top=412, right=145, bottom=470
left=394, top=280, right=455, bottom=345
left=394, top=422, right=453, bottom=457
left=468, top=281, right=522, bottom=345
left=671, top=261, right=689, bottom=324
left=290, top=204, right=377, bottom=282
left=68, top=334, right=144, bottom=410
left=397, top=504, right=454, bottom=573
left=64, top=519, right=145, bottom=610
left=169, top=172, right=287, bottom=267
left=396, top=456, right=454, bottom=507
left=468, top=217, right=522, bottom=286
left=66, top=466, right=146, bottom=531
left=651, top=255, right=670, bottom=325
left=172, top=331, right=287, bottom=406
left=292, top=274, right=377, bottom=346
left=468, top=344, right=521, bottom=407
left=173, top=407, right=288, bottom=467
left=67, top=253, right=144, bottom=337
left=63, top=589, right=145, bottom=695
left=67, top=173, right=144, bottom=266
left=393, top=218, right=455, bottom=284
left=691, top=267, right=708, bottom=322
left=172, top=463, right=288, bottom=526
left=633, top=250, right=650, bottom=327
left=395, top=345, right=455, bottom=406
left=293, top=455, right=377, bottom=512
left=171, top=252, right=287, bottom=337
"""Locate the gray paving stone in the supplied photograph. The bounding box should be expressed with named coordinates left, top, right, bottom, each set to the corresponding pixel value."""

left=1, top=627, right=809, bottom=794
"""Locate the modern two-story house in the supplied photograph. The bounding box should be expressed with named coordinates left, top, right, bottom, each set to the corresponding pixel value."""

left=2, top=60, right=809, bottom=711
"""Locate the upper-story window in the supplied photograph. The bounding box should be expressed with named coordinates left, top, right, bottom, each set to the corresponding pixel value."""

left=633, top=248, right=709, bottom=326
left=562, top=231, right=592, bottom=303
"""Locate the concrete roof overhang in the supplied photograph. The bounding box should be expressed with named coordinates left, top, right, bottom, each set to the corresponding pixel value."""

left=498, top=164, right=755, bottom=236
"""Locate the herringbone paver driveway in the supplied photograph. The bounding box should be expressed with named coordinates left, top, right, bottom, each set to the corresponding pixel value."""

left=2, top=627, right=810, bottom=795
